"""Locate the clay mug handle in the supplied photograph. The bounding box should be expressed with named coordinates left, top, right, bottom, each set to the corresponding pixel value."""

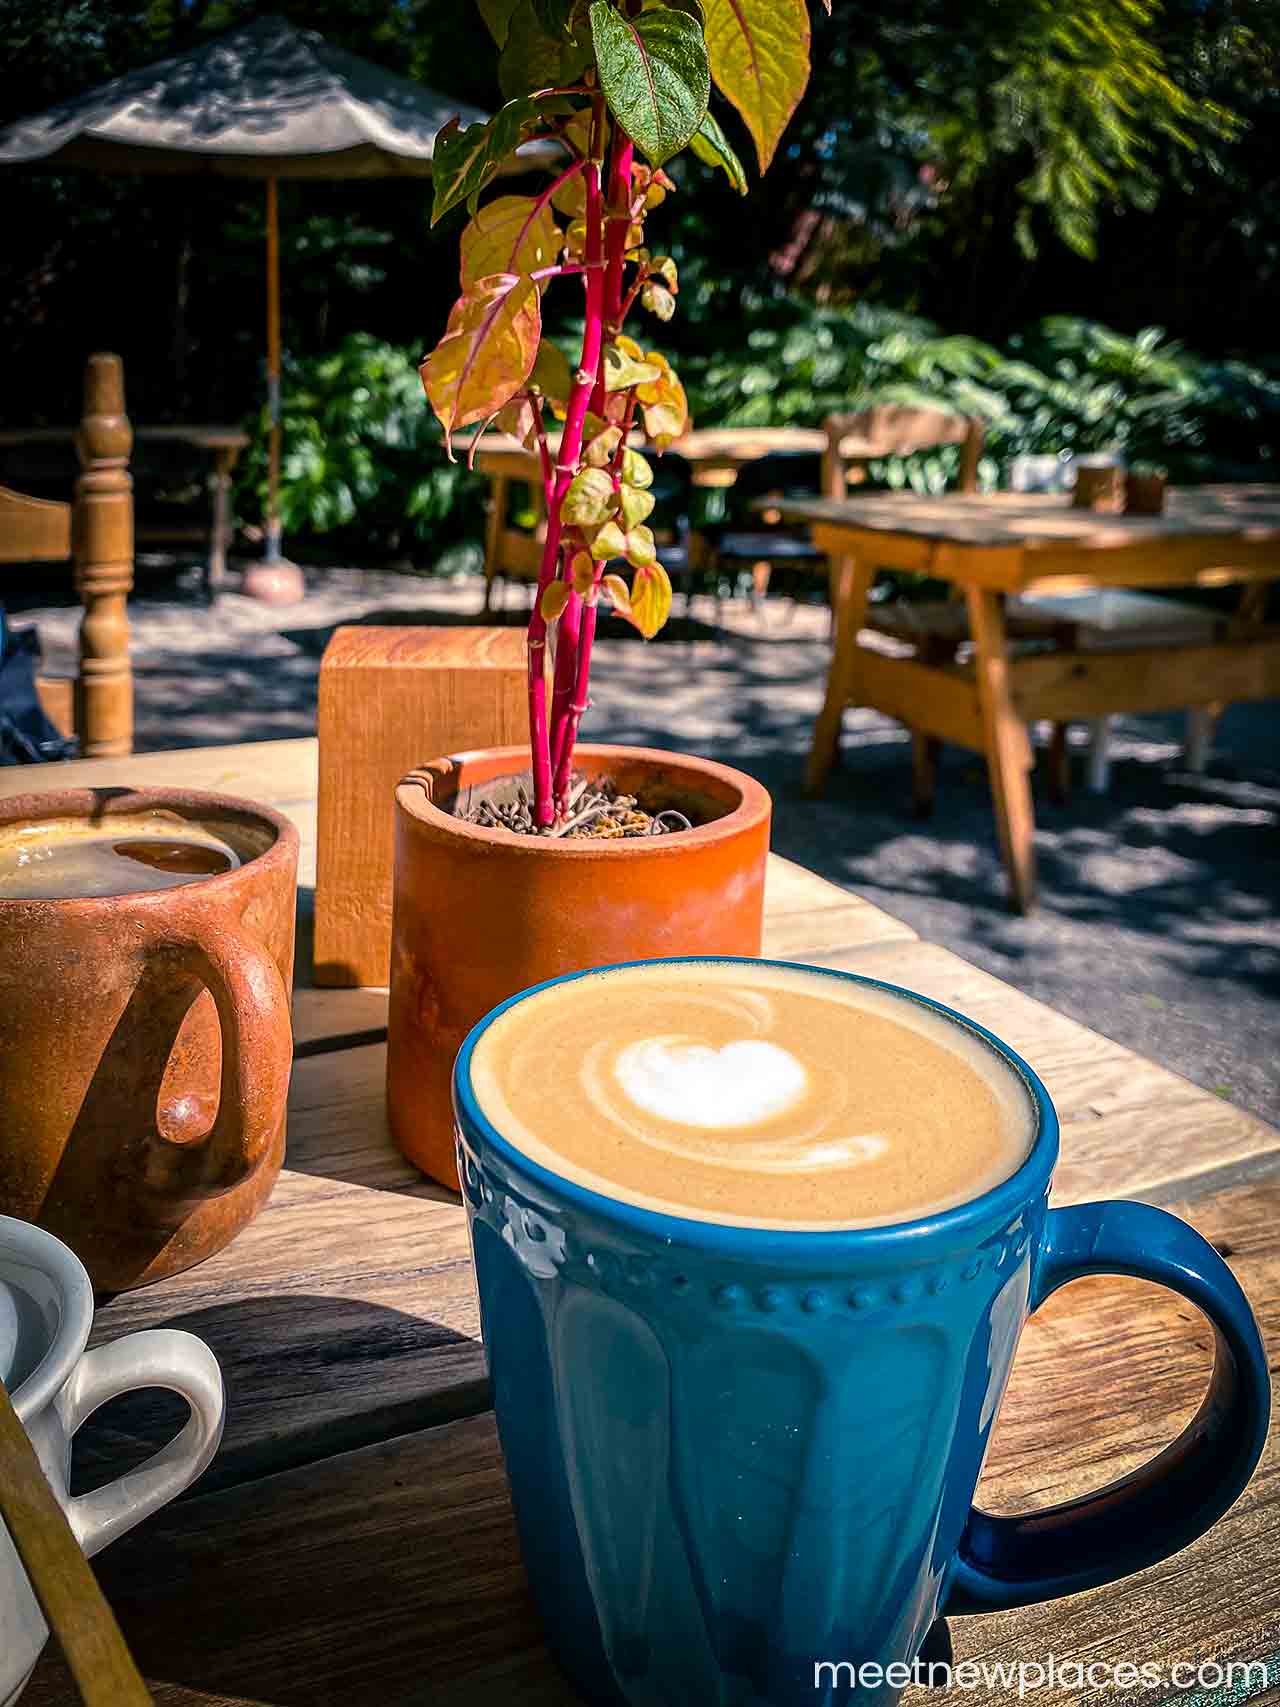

left=143, top=917, right=292, bottom=1206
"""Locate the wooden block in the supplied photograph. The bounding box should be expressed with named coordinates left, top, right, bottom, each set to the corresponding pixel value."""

left=314, top=628, right=526, bottom=988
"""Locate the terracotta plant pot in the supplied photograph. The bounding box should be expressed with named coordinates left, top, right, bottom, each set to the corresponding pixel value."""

left=1125, top=471, right=1168, bottom=516
left=387, top=744, right=771, bottom=1187
left=0, top=788, right=296, bottom=1292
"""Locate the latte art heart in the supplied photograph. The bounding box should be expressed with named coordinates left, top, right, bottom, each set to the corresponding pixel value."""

left=470, top=961, right=1037, bottom=1230
left=614, top=1037, right=807, bottom=1129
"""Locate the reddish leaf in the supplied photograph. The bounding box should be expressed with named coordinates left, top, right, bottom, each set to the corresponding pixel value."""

left=421, top=273, right=542, bottom=453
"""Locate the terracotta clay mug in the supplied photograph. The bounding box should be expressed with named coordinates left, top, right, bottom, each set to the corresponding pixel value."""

left=0, top=788, right=296, bottom=1292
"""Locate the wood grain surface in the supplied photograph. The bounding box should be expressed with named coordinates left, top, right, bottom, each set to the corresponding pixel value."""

left=69, top=934, right=1277, bottom=1511
left=313, top=627, right=526, bottom=987
left=27, top=1181, right=1280, bottom=1707
left=781, top=486, right=1280, bottom=551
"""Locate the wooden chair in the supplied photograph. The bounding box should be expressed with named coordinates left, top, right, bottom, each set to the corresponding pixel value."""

left=0, top=354, right=134, bottom=758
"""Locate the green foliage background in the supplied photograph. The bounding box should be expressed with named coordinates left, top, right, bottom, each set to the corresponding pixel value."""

left=1, top=0, right=1276, bottom=553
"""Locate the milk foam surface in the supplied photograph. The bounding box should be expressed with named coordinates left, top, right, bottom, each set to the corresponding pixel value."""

left=469, top=962, right=1038, bottom=1229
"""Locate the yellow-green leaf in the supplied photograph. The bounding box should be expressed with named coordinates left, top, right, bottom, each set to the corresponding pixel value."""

left=640, top=281, right=676, bottom=321
left=562, top=465, right=618, bottom=526
left=625, top=524, right=657, bottom=566
left=628, top=561, right=673, bottom=638
left=621, top=447, right=653, bottom=489
left=700, top=0, right=810, bottom=172
left=584, top=425, right=623, bottom=466
left=635, top=350, right=690, bottom=448
left=605, top=340, right=663, bottom=392
left=530, top=340, right=573, bottom=402
left=602, top=573, right=631, bottom=613
left=421, top=273, right=542, bottom=450
left=619, top=483, right=656, bottom=526
left=540, top=580, right=571, bottom=622
left=590, top=519, right=628, bottom=559
left=652, top=255, right=679, bottom=290
left=460, top=195, right=560, bottom=289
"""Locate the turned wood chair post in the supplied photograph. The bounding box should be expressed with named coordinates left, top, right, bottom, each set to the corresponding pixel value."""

left=73, top=353, right=134, bottom=757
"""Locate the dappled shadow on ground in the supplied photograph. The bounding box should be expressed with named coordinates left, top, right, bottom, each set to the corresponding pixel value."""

left=14, top=568, right=1276, bottom=1121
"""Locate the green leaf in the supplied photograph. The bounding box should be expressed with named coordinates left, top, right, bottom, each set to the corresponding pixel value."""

left=589, top=1, right=710, bottom=167
left=690, top=108, right=748, bottom=193
left=562, top=466, right=619, bottom=525
left=700, top=0, right=809, bottom=171
left=500, top=0, right=593, bottom=103
left=477, top=0, right=521, bottom=47
left=420, top=273, right=542, bottom=450
left=460, top=195, right=561, bottom=288
left=532, top=0, right=583, bottom=33
left=431, top=96, right=565, bottom=225
left=647, top=0, right=703, bottom=20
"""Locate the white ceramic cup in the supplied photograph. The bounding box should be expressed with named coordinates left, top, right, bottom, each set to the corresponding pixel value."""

left=0, top=1215, right=225, bottom=1704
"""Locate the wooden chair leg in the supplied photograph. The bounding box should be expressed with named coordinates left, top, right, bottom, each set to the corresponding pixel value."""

left=1047, top=722, right=1071, bottom=805
left=912, top=735, right=941, bottom=818
left=1185, top=705, right=1216, bottom=773
left=74, top=353, right=134, bottom=758
left=482, top=474, right=505, bottom=614
left=965, top=586, right=1037, bottom=913
left=1086, top=717, right=1111, bottom=794
left=806, top=554, right=872, bottom=796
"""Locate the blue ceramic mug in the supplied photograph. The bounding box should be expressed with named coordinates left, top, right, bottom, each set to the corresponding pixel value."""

left=454, top=959, right=1270, bottom=1707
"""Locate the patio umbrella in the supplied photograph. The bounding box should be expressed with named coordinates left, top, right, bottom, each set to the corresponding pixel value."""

left=0, top=14, right=548, bottom=580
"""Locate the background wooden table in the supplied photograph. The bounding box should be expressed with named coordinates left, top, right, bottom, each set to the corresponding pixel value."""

left=470, top=425, right=891, bottom=608
left=775, top=486, right=1280, bottom=914
left=0, top=423, right=249, bottom=589
left=8, top=739, right=1278, bottom=1707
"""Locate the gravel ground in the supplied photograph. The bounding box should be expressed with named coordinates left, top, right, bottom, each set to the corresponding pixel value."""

left=10, top=562, right=1278, bottom=1126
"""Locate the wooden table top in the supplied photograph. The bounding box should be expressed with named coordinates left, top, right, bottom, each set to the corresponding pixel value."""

left=12, top=738, right=1279, bottom=1706
left=469, top=425, right=887, bottom=488
left=774, top=485, right=1280, bottom=549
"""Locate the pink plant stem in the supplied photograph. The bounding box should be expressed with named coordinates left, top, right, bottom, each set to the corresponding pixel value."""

left=528, top=139, right=607, bottom=826
left=550, top=132, right=636, bottom=806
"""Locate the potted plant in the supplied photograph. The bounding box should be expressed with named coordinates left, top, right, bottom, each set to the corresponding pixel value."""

left=387, top=0, right=815, bottom=1184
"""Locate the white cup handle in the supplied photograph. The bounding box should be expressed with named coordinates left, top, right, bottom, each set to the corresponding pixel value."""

left=56, top=1329, right=225, bottom=1558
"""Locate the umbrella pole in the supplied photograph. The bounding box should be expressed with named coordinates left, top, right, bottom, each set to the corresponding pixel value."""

left=265, top=175, right=282, bottom=564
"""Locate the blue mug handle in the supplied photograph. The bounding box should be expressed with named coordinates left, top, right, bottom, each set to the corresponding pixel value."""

left=946, top=1200, right=1271, bottom=1614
